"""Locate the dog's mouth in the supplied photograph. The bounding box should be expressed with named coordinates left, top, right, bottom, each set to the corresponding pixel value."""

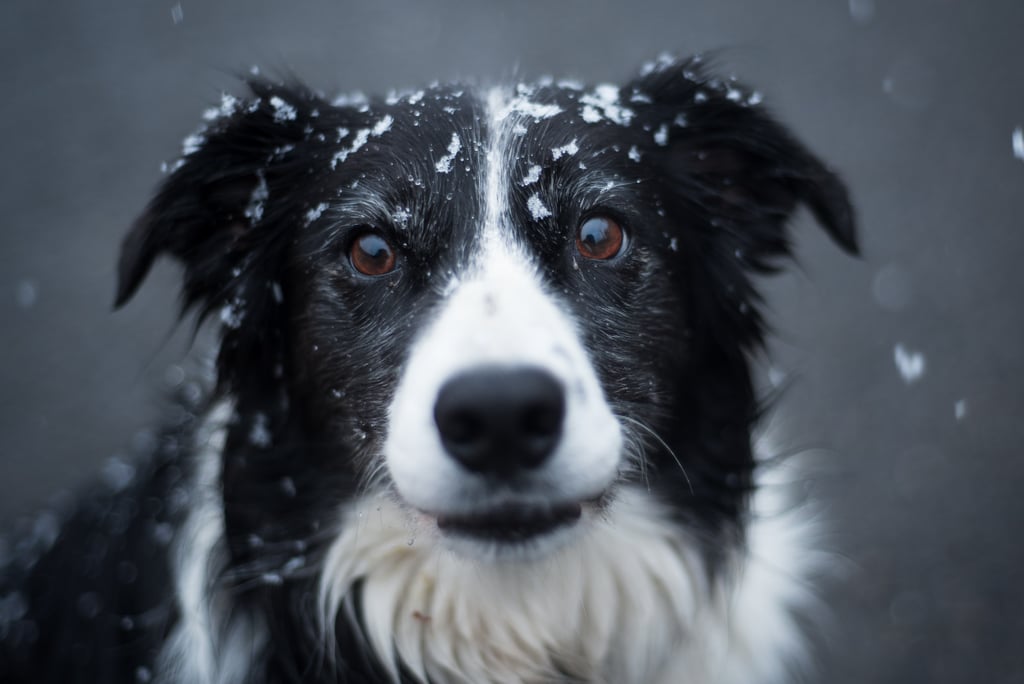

left=435, top=501, right=583, bottom=543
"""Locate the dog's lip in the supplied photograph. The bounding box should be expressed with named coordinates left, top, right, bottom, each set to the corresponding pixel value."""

left=432, top=500, right=584, bottom=543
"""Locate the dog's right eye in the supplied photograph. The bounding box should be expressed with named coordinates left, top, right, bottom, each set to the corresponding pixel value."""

left=349, top=232, right=397, bottom=276
left=576, top=215, right=626, bottom=261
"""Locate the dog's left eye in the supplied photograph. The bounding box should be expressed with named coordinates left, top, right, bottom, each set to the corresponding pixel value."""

left=349, top=232, right=397, bottom=276
left=576, top=216, right=626, bottom=260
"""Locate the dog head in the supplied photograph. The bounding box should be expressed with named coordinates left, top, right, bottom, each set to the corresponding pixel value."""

left=117, top=57, right=855, bottom=567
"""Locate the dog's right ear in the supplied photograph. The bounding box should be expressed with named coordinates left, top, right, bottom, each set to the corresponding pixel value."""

left=114, top=79, right=325, bottom=315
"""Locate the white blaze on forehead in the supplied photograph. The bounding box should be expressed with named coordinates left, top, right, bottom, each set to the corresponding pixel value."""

left=479, top=89, right=545, bottom=249
left=381, top=87, right=621, bottom=515
left=480, top=87, right=514, bottom=247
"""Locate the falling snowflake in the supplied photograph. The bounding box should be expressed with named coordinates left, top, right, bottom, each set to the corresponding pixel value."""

left=893, top=344, right=926, bottom=384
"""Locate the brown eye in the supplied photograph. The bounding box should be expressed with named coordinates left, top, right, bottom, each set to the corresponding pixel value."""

left=576, top=216, right=625, bottom=260
left=349, top=232, right=397, bottom=276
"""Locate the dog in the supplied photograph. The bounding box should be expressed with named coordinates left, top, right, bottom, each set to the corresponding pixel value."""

left=0, top=54, right=856, bottom=683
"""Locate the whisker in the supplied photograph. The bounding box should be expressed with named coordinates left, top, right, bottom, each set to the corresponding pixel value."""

left=357, top=457, right=390, bottom=496
left=618, top=415, right=693, bottom=495
left=620, top=427, right=651, bottom=491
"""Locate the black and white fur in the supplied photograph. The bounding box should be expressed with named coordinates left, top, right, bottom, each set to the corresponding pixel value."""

left=0, top=55, right=856, bottom=683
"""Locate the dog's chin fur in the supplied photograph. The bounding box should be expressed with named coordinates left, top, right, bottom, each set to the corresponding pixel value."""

left=161, top=403, right=823, bottom=684
left=323, top=488, right=820, bottom=684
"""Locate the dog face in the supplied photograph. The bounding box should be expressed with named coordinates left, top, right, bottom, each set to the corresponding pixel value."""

left=117, top=58, right=854, bottom=568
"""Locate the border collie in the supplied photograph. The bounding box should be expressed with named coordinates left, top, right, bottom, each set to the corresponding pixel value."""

left=0, top=55, right=856, bottom=683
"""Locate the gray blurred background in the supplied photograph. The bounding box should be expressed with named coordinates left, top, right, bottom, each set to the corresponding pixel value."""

left=2, top=1, right=1022, bottom=681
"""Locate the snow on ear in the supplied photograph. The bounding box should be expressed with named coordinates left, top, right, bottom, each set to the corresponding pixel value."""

left=627, top=56, right=858, bottom=266
left=114, top=79, right=323, bottom=312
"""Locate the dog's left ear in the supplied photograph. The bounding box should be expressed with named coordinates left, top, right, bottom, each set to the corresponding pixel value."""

left=114, top=79, right=324, bottom=314
left=115, top=79, right=333, bottom=420
left=628, top=59, right=858, bottom=267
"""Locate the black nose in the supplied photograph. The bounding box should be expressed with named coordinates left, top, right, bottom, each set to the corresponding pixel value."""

left=433, top=367, right=566, bottom=476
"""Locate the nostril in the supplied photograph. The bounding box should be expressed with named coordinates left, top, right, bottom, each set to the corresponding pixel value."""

left=438, top=410, right=483, bottom=445
left=433, top=366, right=566, bottom=476
left=521, top=400, right=563, bottom=438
